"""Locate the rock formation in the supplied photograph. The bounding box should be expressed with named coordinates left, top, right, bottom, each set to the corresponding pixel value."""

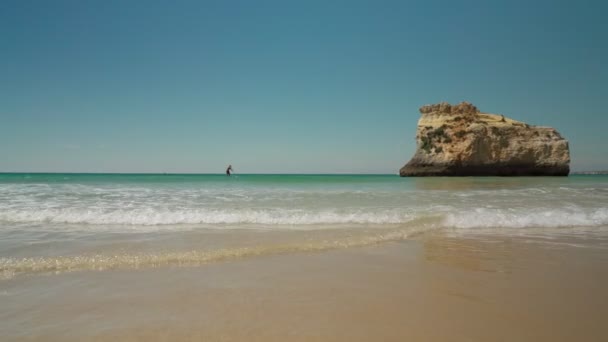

left=399, top=102, right=570, bottom=176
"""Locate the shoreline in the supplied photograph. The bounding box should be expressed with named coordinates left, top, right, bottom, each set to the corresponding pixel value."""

left=2, top=232, right=607, bottom=341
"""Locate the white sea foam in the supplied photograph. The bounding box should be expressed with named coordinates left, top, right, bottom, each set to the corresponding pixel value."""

left=0, top=208, right=421, bottom=226
left=0, top=228, right=418, bottom=279
left=1, top=180, right=608, bottom=230
left=0, top=206, right=607, bottom=229
left=443, top=207, right=608, bottom=229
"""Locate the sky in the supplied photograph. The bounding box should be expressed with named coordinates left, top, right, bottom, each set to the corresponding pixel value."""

left=1, top=0, right=607, bottom=173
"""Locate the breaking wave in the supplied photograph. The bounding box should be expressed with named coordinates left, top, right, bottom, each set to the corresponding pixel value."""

left=1, top=207, right=607, bottom=229
left=444, top=207, right=608, bottom=229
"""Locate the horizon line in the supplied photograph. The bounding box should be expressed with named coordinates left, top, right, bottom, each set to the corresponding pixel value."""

left=0, top=172, right=399, bottom=176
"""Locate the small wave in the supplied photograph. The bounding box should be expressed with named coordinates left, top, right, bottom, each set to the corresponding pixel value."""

left=444, top=208, right=608, bottom=229
left=0, top=205, right=608, bottom=228
left=0, top=229, right=417, bottom=279
left=1, top=207, right=608, bottom=229
left=0, top=208, right=422, bottom=226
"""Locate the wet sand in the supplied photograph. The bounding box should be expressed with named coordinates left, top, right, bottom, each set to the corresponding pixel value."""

left=1, top=232, right=608, bottom=341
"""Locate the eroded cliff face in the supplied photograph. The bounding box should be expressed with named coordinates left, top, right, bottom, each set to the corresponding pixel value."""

left=399, top=102, right=570, bottom=176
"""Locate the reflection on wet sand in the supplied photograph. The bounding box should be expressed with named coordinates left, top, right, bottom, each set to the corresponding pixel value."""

left=421, top=233, right=608, bottom=341
left=423, top=233, right=518, bottom=273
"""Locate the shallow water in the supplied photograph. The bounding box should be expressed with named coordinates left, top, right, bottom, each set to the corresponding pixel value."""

left=1, top=174, right=608, bottom=278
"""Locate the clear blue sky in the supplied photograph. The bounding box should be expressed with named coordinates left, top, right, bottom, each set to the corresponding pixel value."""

left=1, top=0, right=606, bottom=173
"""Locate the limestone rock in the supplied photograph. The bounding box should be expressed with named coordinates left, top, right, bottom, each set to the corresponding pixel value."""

left=399, top=102, right=570, bottom=176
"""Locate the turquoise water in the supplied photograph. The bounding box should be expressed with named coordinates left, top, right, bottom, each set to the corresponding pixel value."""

left=1, top=173, right=608, bottom=277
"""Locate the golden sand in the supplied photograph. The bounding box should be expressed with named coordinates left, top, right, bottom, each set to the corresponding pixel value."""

left=1, top=232, right=607, bottom=341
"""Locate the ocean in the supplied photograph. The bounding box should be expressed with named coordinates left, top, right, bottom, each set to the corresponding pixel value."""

left=2, top=173, right=608, bottom=341
left=1, top=173, right=607, bottom=279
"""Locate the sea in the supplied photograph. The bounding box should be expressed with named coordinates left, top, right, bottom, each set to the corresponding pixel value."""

left=1, top=173, right=608, bottom=279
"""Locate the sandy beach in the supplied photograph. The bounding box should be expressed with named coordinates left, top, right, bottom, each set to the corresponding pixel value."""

left=3, top=0, right=607, bottom=340
left=2, top=231, right=607, bottom=341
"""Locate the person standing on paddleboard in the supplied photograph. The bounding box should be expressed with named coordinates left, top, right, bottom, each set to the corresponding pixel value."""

left=226, top=165, right=233, bottom=176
